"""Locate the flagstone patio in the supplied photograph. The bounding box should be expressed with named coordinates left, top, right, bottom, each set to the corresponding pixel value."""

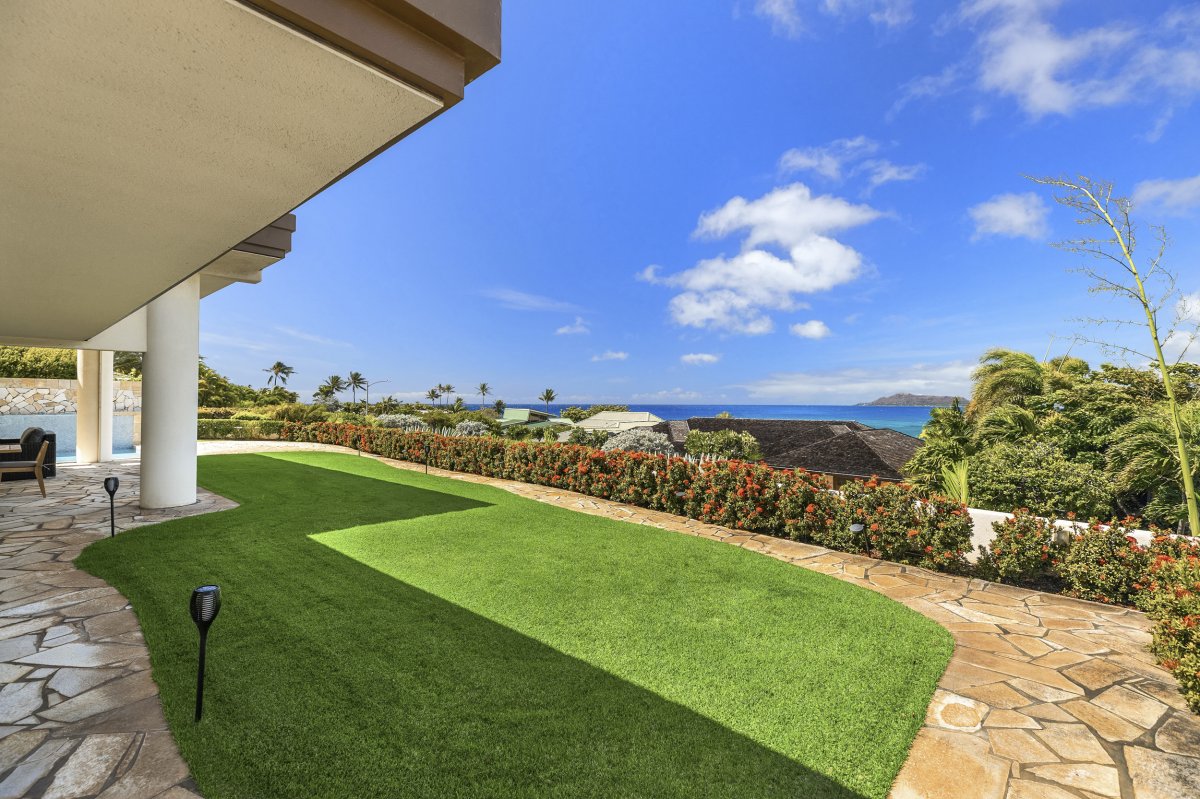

left=0, top=461, right=234, bottom=798
left=3, top=443, right=1199, bottom=798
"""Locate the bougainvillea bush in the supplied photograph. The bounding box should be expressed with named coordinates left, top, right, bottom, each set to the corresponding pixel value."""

left=280, top=422, right=973, bottom=567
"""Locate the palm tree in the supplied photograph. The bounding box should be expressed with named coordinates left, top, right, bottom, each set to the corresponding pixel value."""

left=538, top=388, right=556, bottom=412
left=974, top=405, right=1038, bottom=447
left=263, top=361, right=294, bottom=387
left=494, top=399, right=506, bottom=415
left=968, top=348, right=1089, bottom=421
left=347, top=372, right=368, bottom=404
left=442, top=384, right=455, bottom=407
left=320, top=374, right=348, bottom=399
left=477, top=382, right=491, bottom=409
left=425, top=387, right=441, bottom=405
left=1108, top=402, right=1200, bottom=530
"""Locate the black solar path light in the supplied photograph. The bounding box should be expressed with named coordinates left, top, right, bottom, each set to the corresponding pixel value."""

left=190, top=585, right=222, bottom=722
left=424, top=441, right=431, bottom=474
left=103, top=477, right=119, bottom=538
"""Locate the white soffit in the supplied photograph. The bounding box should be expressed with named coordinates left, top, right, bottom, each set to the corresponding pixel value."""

left=0, top=0, right=442, bottom=341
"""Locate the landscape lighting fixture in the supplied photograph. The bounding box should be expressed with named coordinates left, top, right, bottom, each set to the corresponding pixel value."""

left=189, top=585, right=222, bottom=721
left=424, top=441, right=431, bottom=474
left=103, top=477, right=119, bottom=538
left=850, top=523, right=866, bottom=534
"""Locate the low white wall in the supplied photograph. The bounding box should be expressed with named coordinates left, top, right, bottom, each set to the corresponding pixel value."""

left=967, top=507, right=1158, bottom=555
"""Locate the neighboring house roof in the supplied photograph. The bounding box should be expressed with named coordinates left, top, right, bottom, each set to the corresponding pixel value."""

left=650, top=417, right=922, bottom=480
left=576, top=411, right=664, bottom=432
left=498, top=408, right=573, bottom=429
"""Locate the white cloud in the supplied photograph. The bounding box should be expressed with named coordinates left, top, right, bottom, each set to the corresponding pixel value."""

left=201, top=331, right=272, bottom=353
left=754, top=0, right=803, bottom=38
left=780, top=137, right=924, bottom=193
left=889, top=66, right=965, bottom=120
left=274, top=326, right=352, bottom=348
left=681, top=353, right=721, bottom=365
left=591, top=350, right=629, bottom=362
left=645, top=182, right=881, bottom=334
left=860, top=159, right=926, bottom=192
left=955, top=0, right=1200, bottom=119
left=1179, top=292, right=1200, bottom=324
left=779, top=136, right=879, bottom=180
left=789, top=320, right=832, bottom=339
left=822, top=0, right=913, bottom=28
left=1133, top=174, right=1200, bottom=214
left=482, top=288, right=579, bottom=313
left=633, top=388, right=702, bottom=401
left=753, top=0, right=913, bottom=37
left=969, top=192, right=1050, bottom=240
left=741, top=361, right=973, bottom=402
left=555, top=316, right=590, bottom=335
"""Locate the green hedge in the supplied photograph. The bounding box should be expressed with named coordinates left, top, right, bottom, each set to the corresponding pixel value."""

left=280, top=422, right=975, bottom=572
left=198, top=419, right=285, bottom=440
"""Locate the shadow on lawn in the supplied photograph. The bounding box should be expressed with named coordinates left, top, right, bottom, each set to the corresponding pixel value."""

left=79, top=455, right=870, bottom=799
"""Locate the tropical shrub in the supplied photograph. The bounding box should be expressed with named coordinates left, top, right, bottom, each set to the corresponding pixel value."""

left=271, top=403, right=328, bottom=423
left=424, top=409, right=499, bottom=432
left=376, top=414, right=429, bottom=432
left=230, top=410, right=269, bottom=421
left=969, top=442, right=1113, bottom=520
left=601, top=429, right=675, bottom=456
left=568, top=428, right=611, bottom=447
left=197, top=419, right=285, bottom=440
left=0, top=346, right=76, bottom=379
left=976, top=509, right=1066, bottom=585
left=559, top=404, right=629, bottom=422
left=1107, top=402, right=1200, bottom=530
left=684, top=429, right=762, bottom=461
left=1059, top=519, right=1149, bottom=605
left=452, top=420, right=490, bottom=437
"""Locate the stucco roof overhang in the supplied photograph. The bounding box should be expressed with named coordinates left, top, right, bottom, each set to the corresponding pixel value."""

left=0, top=0, right=498, bottom=343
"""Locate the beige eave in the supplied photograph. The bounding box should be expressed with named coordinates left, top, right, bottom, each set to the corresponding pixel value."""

left=0, top=0, right=498, bottom=344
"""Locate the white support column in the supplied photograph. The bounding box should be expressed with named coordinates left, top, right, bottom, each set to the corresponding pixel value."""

left=140, top=276, right=199, bottom=508
left=75, top=349, right=114, bottom=463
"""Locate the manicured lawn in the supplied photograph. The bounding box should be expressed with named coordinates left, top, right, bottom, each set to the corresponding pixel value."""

left=77, top=452, right=951, bottom=799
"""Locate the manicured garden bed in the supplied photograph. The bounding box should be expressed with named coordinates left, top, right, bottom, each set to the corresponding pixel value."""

left=79, top=452, right=952, bottom=799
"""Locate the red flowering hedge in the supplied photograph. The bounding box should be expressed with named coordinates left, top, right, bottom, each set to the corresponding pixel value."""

left=281, top=422, right=973, bottom=569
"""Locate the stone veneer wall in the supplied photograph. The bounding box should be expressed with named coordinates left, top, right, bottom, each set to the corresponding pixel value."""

left=0, top=377, right=141, bottom=415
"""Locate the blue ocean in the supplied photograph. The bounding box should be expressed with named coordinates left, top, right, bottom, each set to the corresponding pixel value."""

left=537, top=404, right=936, bottom=438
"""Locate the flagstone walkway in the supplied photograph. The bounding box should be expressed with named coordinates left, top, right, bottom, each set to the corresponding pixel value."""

left=0, top=461, right=234, bottom=798
left=3, top=442, right=1200, bottom=798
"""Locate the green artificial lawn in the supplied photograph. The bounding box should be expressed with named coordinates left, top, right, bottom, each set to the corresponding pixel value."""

left=77, top=453, right=952, bottom=799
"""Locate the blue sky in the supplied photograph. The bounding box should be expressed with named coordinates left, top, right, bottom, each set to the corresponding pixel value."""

left=201, top=0, right=1200, bottom=405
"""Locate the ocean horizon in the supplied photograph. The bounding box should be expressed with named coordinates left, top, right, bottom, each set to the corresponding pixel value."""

left=513, top=403, right=937, bottom=438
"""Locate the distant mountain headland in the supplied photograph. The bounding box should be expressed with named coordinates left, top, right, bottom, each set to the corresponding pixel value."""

left=859, top=393, right=965, bottom=407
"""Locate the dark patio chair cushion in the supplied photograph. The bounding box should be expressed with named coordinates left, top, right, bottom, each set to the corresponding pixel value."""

left=0, top=429, right=55, bottom=478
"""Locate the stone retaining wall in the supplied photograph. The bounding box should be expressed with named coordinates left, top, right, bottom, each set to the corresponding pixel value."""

left=0, top=377, right=141, bottom=414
